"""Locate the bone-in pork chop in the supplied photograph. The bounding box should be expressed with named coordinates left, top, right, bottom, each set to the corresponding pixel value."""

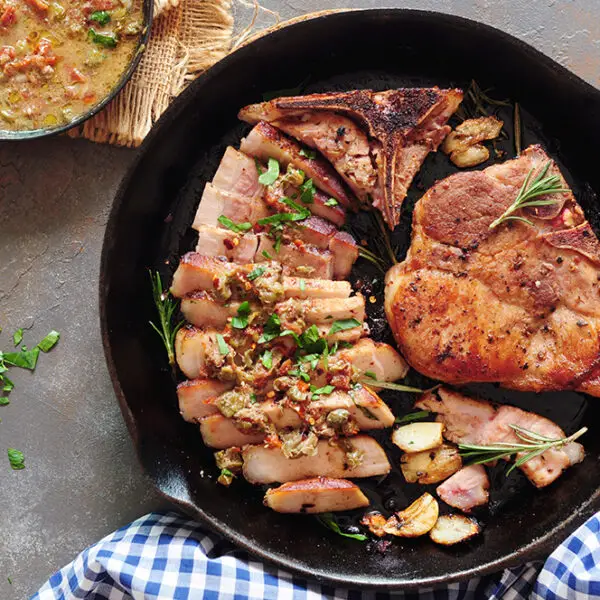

left=385, top=145, right=600, bottom=396
left=239, top=88, right=463, bottom=228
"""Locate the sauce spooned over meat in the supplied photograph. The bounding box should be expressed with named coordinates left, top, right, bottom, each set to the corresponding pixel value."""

left=0, top=0, right=144, bottom=131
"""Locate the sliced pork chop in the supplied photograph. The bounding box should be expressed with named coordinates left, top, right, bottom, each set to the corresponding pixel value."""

left=264, top=478, right=369, bottom=513
left=212, top=146, right=264, bottom=201
left=240, top=121, right=354, bottom=209
left=195, top=225, right=259, bottom=263
left=242, top=435, right=391, bottom=484
left=386, top=146, right=600, bottom=396
left=417, top=387, right=585, bottom=488
left=177, top=379, right=234, bottom=422
left=436, top=465, right=489, bottom=513
left=193, top=183, right=269, bottom=230
left=239, top=88, right=463, bottom=228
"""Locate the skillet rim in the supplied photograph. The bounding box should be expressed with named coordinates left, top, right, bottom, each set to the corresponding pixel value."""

left=99, top=8, right=600, bottom=589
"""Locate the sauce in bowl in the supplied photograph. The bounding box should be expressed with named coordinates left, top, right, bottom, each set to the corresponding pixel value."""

left=0, top=0, right=144, bottom=132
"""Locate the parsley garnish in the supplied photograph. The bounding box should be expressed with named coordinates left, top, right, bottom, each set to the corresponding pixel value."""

left=12, top=329, right=22, bottom=347
left=88, top=28, right=117, bottom=48
left=299, top=279, right=306, bottom=291
left=328, top=318, right=361, bottom=335
left=299, top=148, right=317, bottom=160
left=310, top=384, right=335, bottom=399
left=261, top=349, right=273, bottom=369
left=258, top=158, right=280, bottom=186
left=394, top=410, right=431, bottom=424
left=299, top=178, right=316, bottom=204
left=324, top=198, right=338, bottom=207
left=7, top=447, right=25, bottom=470
left=216, top=334, right=229, bottom=356
left=38, top=330, right=60, bottom=353
left=247, top=267, right=266, bottom=281
left=258, top=314, right=281, bottom=344
left=231, top=301, right=251, bottom=329
left=218, top=215, right=253, bottom=233
left=90, top=10, right=111, bottom=25
left=364, top=371, right=377, bottom=379
left=262, top=250, right=272, bottom=260
left=316, top=513, right=367, bottom=541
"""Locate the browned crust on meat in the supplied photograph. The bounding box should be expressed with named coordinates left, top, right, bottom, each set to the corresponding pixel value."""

left=273, top=476, right=357, bottom=492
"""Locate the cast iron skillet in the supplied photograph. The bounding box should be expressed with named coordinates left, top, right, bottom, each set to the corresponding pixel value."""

left=0, top=0, right=153, bottom=141
left=100, top=9, right=600, bottom=590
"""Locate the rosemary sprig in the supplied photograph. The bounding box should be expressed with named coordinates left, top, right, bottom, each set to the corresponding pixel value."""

left=459, top=424, right=587, bottom=474
left=514, top=102, right=522, bottom=155
left=361, top=379, right=423, bottom=393
left=358, top=246, right=386, bottom=273
left=149, top=270, right=184, bottom=370
left=489, top=161, right=569, bottom=229
left=456, top=80, right=510, bottom=121
left=374, top=210, right=398, bottom=265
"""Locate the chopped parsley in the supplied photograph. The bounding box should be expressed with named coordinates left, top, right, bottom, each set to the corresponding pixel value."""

left=258, top=314, right=281, bottom=344
left=88, top=28, right=117, bottom=48
left=316, top=513, right=367, bottom=541
left=299, top=148, right=317, bottom=160
left=324, top=198, right=339, bottom=207
left=262, top=250, right=273, bottom=260
left=216, top=334, right=229, bottom=356
left=217, top=215, right=253, bottom=233
left=261, top=349, right=273, bottom=369
left=38, top=330, right=60, bottom=353
left=2, top=347, right=40, bottom=370
left=90, top=10, right=111, bottom=25
left=364, top=371, right=377, bottom=379
left=231, top=301, right=251, bottom=329
left=299, top=279, right=306, bottom=291
left=247, top=267, right=266, bottom=281
left=310, top=384, right=335, bottom=399
left=7, top=447, right=25, bottom=470
left=299, top=178, right=316, bottom=204
left=12, top=329, right=23, bottom=347
left=394, top=411, right=431, bottom=425
left=289, top=368, right=310, bottom=382
left=258, top=158, right=280, bottom=186
left=328, top=318, right=361, bottom=335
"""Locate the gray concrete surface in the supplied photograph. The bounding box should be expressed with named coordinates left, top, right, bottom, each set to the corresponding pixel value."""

left=0, top=1, right=598, bottom=598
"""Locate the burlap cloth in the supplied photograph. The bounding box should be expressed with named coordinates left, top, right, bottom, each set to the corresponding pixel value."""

left=68, top=0, right=343, bottom=148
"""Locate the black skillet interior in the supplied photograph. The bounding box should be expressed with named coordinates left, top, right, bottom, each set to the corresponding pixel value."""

left=100, top=10, right=600, bottom=590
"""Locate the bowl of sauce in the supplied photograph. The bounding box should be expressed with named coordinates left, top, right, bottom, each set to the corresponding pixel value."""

left=0, top=0, right=152, bottom=139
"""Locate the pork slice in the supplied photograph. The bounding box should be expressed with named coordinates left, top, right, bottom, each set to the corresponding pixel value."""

left=329, top=231, right=359, bottom=279
left=436, top=465, right=489, bottom=512
left=180, top=292, right=241, bottom=329
left=175, top=326, right=221, bottom=379
left=177, top=379, right=234, bottom=422
left=192, top=183, right=270, bottom=231
left=242, top=435, right=391, bottom=484
left=240, top=121, right=354, bottom=209
left=276, top=295, right=365, bottom=325
left=255, top=236, right=334, bottom=280
left=418, top=387, right=585, bottom=488
left=288, top=215, right=338, bottom=249
left=195, top=225, right=259, bottom=263
left=171, top=253, right=238, bottom=298
left=212, top=146, right=264, bottom=200
left=260, top=386, right=394, bottom=431
left=282, top=277, right=352, bottom=299
left=415, top=388, right=496, bottom=445
left=482, top=405, right=584, bottom=488
left=339, top=338, right=409, bottom=383
left=273, top=113, right=380, bottom=206
left=239, top=88, right=463, bottom=228
left=200, top=414, right=265, bottom=449
left=264, top=477, right=369, bottom=513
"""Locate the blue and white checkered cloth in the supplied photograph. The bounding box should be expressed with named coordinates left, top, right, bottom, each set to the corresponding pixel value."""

left=32, top=511, right=600, bottom=600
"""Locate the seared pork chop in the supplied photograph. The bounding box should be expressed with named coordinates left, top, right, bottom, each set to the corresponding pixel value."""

left=239, top=87, right=463, bottom=228
left=385, top=146, right=600, bottom=396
